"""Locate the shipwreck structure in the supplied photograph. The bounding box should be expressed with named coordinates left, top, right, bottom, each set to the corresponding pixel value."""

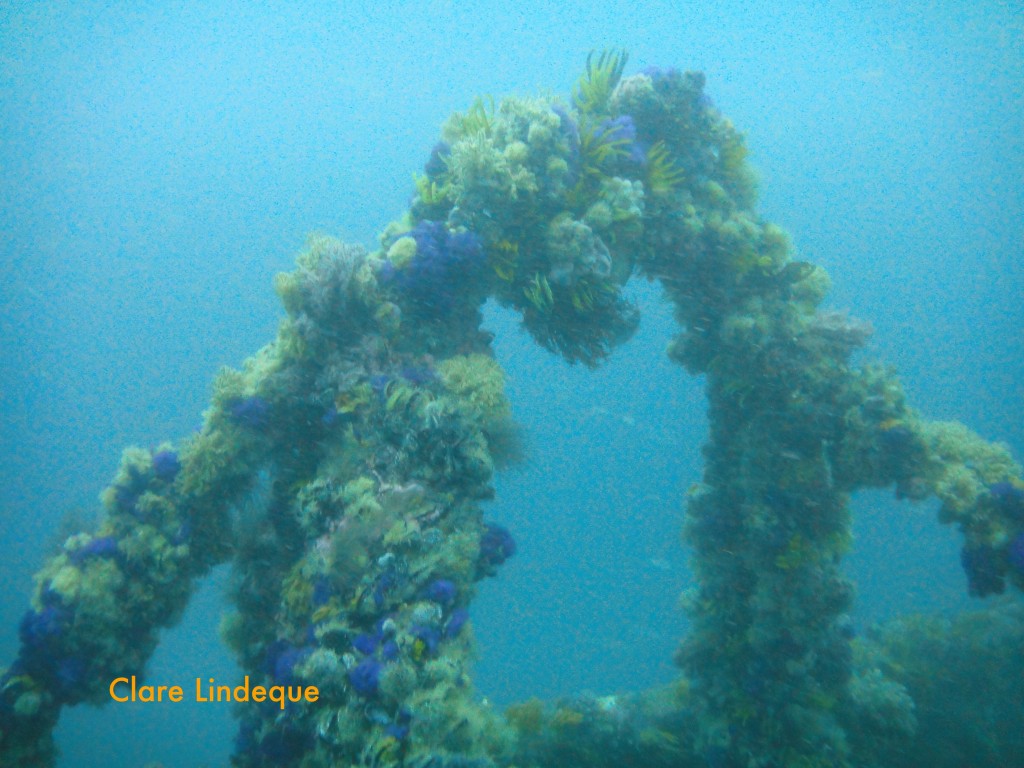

left=2, top=53, right=1022, bottom=768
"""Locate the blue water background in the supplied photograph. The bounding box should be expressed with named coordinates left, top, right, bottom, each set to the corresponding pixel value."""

left=1, top=2, right=1021, bottom=765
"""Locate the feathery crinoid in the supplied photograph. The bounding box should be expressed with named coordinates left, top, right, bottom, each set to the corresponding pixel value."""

left=573, top=49, right=628, bottom=115
left=645, top=141, right=687, bottom=195
left=456, top=95, right=496, bottom=136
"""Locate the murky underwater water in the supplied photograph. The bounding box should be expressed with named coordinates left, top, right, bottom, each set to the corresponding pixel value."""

left=1, top=3, right=1021, bottom=767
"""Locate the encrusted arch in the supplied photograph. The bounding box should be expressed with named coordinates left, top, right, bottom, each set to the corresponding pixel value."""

left=3, top=54, right=1022, bottom=768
